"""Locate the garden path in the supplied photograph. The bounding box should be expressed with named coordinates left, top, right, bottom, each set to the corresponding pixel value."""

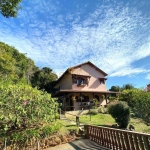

left=45, top=139, right=110, bottom=150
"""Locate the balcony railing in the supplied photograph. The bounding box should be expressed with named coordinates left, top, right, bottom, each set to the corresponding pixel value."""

left=84, top=125, right=150, bottom=150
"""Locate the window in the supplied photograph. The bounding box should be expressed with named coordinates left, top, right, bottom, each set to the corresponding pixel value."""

left=77, top=77, right=85, bottom=86
left=72, top=74, right=91, bottom=86
left=99, top=78, right=107, bottom=84
left=100, top=80, right=105, bottom=84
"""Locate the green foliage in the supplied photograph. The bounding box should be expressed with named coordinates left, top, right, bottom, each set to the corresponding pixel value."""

left=119, top=89, right=137, bottom=107
left=98, top=106, right=108, bottom=114
left=11, top=129, right=40, bottom=142
left=119, top=89, right=150, bottom=122
left=109, top=86, right=121, bottom=92
left=121, top=84, right=135, bottom=90
left=0, top=0, right=22, bottom=18
left=41, top=123, right=62, bottom=137
left=0, top=83, right=58, bottom=136
left=31, top=67, right=58, bottom=93
left=0, top=41, right=57, bottom=91
left=92, top=98, right=98, bottom=109
left=131, top=90, right=150, bottom=122
left=10, top=123, right=62, bottom=142
left=109, top=84, right=135, bottom=93
left=108, top=101, right=130, bottom=128
left=88, top=109, right=98, bottom=115
left=0, top=42, right=37, bottom=83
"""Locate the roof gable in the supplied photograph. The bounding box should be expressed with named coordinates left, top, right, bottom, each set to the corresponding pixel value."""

left=56, top=61, right=108, bottom=84
left=69, top=61, right=108, bottom=76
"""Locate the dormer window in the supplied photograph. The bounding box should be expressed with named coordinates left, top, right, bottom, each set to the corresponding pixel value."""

left=72, top=74, right=91, bottom=86
left=77, top=77, right=85, bottom=86
left=99, top=78, right=107, bottom=84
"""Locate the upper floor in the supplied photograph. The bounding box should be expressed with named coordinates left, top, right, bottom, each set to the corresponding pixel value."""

left=54, top=61, right=108, bottom=92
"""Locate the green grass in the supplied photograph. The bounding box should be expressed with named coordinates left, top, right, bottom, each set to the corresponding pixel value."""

left=80, top=114, right=116, bottom=126
left=66, top=113, right=150, bottom=134
left=57, top=119, right=78, bottom=135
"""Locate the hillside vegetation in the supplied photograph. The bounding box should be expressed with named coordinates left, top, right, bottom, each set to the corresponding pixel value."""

left=0, top=41, right=57, bottom=93
left=0, top=42, right=63, bottom=149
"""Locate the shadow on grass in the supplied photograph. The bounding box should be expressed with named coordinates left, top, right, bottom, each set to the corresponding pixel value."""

left=66, top=125, right=76, bottom=127
left=96, top=124, right=111, bottom=128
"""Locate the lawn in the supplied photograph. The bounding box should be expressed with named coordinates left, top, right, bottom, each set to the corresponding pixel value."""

left=66, top=113, right=150, bottom=134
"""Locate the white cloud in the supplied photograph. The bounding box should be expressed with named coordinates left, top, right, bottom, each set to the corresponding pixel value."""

left=110, top=67, right=150, bottom=77
left=146, top=74, right=150, bottom=80
left=0, top=1, right=150, bottom=78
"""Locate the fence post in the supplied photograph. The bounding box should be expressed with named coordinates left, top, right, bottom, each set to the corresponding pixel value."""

left=59, top=108, right=61, bottom=119
left=84, top=125, right=89, bottom=138
left=4, top=138, right=6, bottom=150
left=37, top=141, right=40, bottom=150
left=76, top=115, right=80, bottom=127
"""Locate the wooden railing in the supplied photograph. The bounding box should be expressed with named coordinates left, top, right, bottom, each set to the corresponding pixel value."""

left=84, top=125, right=150, bottom=150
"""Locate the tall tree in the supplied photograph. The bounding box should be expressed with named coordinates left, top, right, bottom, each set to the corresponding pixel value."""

left=31, top=67, right=58, bottom=93
left=109, top=85, right=121, bottom=92
left=0, top=0, right=22, bottom=18
left=0, top=42, right=37, bottom=83
left=122, top=84, right=135, bottom=90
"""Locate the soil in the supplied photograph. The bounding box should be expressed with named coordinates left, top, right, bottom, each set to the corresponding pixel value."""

left=0, top=129, right=83, bottom=150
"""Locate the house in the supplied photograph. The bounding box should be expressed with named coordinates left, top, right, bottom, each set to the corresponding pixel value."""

left=52, top=61, right=117, bottom=111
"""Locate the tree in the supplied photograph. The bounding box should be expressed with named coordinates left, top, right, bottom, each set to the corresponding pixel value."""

left=0, top=42, right=37, bottom=83
left=121, top=84, right=135, bottom=90
left=109, top=85, right=121, bottom=98
left=108, top=101, right=130, bottom=128
left=31, top=67, right=58, bottom=93
left=0, top=0, right=22, bottom=18
left=109, top=86, right=121, bottom=92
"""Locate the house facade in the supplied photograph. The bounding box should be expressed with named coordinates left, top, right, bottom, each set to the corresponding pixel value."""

left=52, top=61, right=117, bottom=111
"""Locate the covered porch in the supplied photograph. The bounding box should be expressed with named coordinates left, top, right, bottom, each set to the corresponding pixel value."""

left=52, top=90, right=118, bottom=111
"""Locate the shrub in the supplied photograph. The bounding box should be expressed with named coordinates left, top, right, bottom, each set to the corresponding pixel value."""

left=98, top=106, right=108, bottom=114
left=88, top=109, right=98, bottom=115
left=0, top=83, right=58, bottom=135
left=41, top=123, right=62, bottom=137
left=108, top=101, right=130, bottom=128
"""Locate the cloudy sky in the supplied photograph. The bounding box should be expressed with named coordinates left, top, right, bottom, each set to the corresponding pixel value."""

left=0, top=0, right=150, bottom=89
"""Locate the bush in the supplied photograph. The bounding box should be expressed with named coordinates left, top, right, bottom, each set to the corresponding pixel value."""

left=41, top=123, right=62, bottom=137
left=0, top=83, right=58, bottom=136
left=98, top=106, right=108, bottom=114
left=88, top=109, right=98, bottom=115
left=108, top=101, right=130, bottom=128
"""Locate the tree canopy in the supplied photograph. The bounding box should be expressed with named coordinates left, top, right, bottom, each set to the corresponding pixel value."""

left=0, top=0, right=22, bottom=18
left=0, top=41, right=57, bottom=93
left=109, top=84, right=135, bottom=92
left=109, top=85, right=121, bottom=92
left=31, top=67, right=58, bottom=93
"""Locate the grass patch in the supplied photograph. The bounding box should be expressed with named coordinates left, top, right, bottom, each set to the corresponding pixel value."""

left=80, top=114, right=115, bottom=127
left=66, top=113, right=150, bottom=134
left=57, top=120, right=78, bottom=135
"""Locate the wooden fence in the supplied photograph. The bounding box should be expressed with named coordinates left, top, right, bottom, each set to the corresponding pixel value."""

left=84, top=125, right=150, bottom=150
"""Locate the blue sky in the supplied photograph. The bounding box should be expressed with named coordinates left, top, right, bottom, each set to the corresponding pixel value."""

left=0, top=0, right=150, bottom=89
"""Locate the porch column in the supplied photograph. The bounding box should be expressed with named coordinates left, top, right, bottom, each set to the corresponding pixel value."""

left=80, top=92, right=82, bottom=110
left=105, top=93, right=107, bottom=104
left=92, top=93, right=95, bottom=99
left=64, top=93, right=66, bottom=113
